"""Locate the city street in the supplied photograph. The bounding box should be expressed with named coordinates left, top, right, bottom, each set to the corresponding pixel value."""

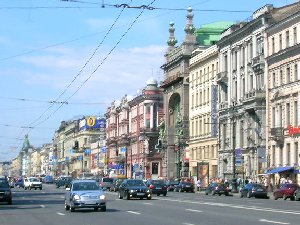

left=1, top=184, right=299, bottom=225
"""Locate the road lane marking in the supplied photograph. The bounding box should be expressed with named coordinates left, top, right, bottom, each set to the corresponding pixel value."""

left=186, top=209, right=203, bottom=213
left=158, top=198, right=300, bottom=215
left=127, top=211, right=141, bottom=215
left=183, top=223, right=195, bottom=225
left=259, top=219, right=290, bottom=224
left=143, top=202, right=153, bottom=205
left=57, top=212, right=65, bottom=216
left=40, top=205, right=45, bottom=208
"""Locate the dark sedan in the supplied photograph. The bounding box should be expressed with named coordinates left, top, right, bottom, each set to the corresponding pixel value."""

left=239, top=183, right=268, bottom=198
left=118, top=179, right=152, bottom=200
left=0, top=177, right=12, bottom=205
left=166, top=180, right=179, bottom=191
left=273, top=183, right=299, bottom=200
left=174, top=182, right=195, bottom=193
left=56, top=176, right=73, bottom=188
left=146, top=180, right=168, bottom=196
left=205, top=183, right=230, bottom=196
left=110, top=178, right=126, bottom=192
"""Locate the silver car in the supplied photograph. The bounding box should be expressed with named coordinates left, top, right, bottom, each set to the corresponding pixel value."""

left=64, top=180, right=106, bottom=212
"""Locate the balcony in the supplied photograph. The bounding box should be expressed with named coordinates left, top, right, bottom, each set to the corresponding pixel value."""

left=251, top=54, right=264, bottom=73
left=270, top=127, right=284, bottom=143
left=244, top=89, right=266, bottom=103
left=219, top=101, right=228, bottom=110
left=216, top=71, right=228, bottom=84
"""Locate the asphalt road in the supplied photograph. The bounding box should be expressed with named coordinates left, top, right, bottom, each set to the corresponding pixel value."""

left=0, top=184, right=299, bottom=225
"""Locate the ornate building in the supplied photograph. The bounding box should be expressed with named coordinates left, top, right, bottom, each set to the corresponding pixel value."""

left=189, top=21, right=233, bottom=185
left=265, top=2, right=300, bottom=185
left=105, top=79, right=163, bottom=179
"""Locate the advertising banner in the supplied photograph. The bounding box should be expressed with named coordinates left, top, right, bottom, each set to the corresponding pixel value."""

left=79, top=116, right=106, bottom=131
left=197, top=162, right=209, bottom=188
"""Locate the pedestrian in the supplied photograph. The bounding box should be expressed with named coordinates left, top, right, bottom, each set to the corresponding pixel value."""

left=196, top=179, right=202, bottom=191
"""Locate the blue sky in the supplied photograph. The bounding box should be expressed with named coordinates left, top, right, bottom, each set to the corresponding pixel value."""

left=0, top=0, right=296, bottom=161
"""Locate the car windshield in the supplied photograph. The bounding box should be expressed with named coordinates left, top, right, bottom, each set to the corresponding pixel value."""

left=29, top=178, right=40, bottom=182
left=151, top=180, right=165, bottom=185
left=168, top=181, right=179, bottom=185
left=0, top=179, right=9, bottom=188
left=102, top=178, right=113, bottom=183
left=72, top=182, right=100, bottom=191
left=127, top=180, right=145, bottom=186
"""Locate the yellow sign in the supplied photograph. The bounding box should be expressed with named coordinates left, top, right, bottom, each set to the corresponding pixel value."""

left=87, top=116, right=96, bottom=127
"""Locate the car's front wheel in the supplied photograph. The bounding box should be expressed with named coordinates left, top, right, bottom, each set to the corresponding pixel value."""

left=64, top=201, right=70, bottom=211
left=118, top=192, right=123, bottom=199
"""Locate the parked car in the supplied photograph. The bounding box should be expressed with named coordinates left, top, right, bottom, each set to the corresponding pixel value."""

left=294, top=188, right=300, bottom=201
left=146, top=179, right=168, bottom=196
left=205, top=183, right=230, bottom=196
left=0, top=177, right=12, bottom=205
left=43, top=175, right=54, bottom=184
left=15, top=178, right=25, bottom=188
left=118, top=179, right=152, bottom=200
left=24, top=177, right=43, bottom=190
left=56, top=176, right=73, bottom=188
left=110, top=178, right=126, bottom=192
left=239, top=183, right=268, bottom=198
left=64, top=179, right=106, bottom=212
left=273, top=183, right=299, bottom=200
left=166, top=180, right=180, bottom=191
left=100, top=177, right=114, bottom=191
left=174, top=181, right=195, bottom=193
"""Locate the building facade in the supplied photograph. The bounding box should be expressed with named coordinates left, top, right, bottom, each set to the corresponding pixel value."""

left=265, top=2, right=300, bottom=185
left=105, top=79, right=163, bottom=179
left=216, top=6, right=273, bottom=180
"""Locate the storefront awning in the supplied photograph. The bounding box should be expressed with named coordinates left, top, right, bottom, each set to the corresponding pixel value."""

left=266, top=166, right=294, bottom=174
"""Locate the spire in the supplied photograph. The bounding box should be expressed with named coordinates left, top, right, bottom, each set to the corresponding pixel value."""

left=184, top=7, right=196, bottom=45
left=21, top=134, right=30, bottom=153
left=167, top=21, right=177, bottom=53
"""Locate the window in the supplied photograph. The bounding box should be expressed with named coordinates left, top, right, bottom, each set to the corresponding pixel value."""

left=286, top=103, right=290, bottom=126
left=293, top=27, right=297, bottom=45
left=241, top=47, right=245, bottom=66
left=295, top=142, right=299, bottom=166
left=295, top=63, right=298, bottom=81
left=279, top=105, right=283, bottom=127
left=272, top=145, right=276, bottom=166
left=286, top=30, right=290, bottom=48
left=279, top=69, right=283, bottom=85
left=212, top=64, right=215, bottom=77
left=240, top=120, right=244, bottom=147
left=249, top=73, right=253, bottom=90
left=224, top=55, right=228, bottom=72
left=279, top=145, right=283, bottom=166
left=271, top=37, right=275, bottom=54
left=242, top=78, right=245, bottom=96
left=286, top=67, right=290, bottom=83
left=279, top=34, right=282, bottom=50
left=286, top=143, right=291, bottom=166
left=295, top=101, right=298, bottom=126
left=273, top=72, right=276, bottom=88
left=192, top=94, right=194, bottom=108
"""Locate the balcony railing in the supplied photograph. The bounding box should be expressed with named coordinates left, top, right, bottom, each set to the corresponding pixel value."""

left=251, top=54, right=264, bottom=72
left=216, top=71, right=228, bottom=84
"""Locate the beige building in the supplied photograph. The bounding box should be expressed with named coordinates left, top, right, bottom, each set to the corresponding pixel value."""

left=189, top=45, right=219, bottom=185
left=265, top=2, right=300, bottom=185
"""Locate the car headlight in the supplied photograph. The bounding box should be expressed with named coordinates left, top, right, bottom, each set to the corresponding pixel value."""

left=130, top=190, right=135, bottom=193
left=100, top=195, right=106, bottom=200
left=146, top=189, right=150, bottom=193
left=73, top=195, right=80, bottom=200
left=4, top=191, right=11, bottom=195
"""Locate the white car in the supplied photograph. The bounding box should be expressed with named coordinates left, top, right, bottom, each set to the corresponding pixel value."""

left=24, top=177, right=42, bottom=190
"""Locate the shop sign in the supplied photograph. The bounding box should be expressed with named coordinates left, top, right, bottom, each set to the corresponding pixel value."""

left=288, top=125, right=300, bottom=135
